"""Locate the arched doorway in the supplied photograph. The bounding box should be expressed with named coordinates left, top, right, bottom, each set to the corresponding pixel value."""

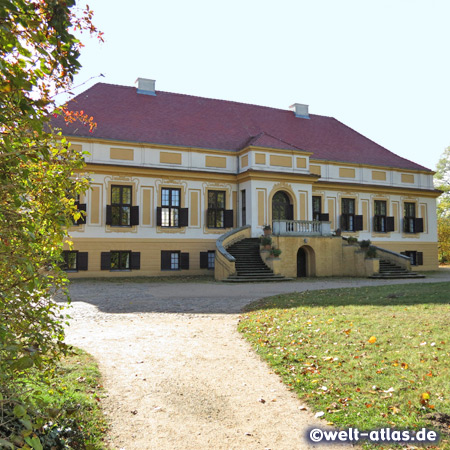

left=297, top=245, right=316, bottom=278
left=297, top=247, right=307, bottom=277
left=272, top=191, right=293, bottom=221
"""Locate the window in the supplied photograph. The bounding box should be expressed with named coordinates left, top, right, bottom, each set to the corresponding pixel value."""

left=312, top=196, right=322, bottom=221
left=208, top=190, right=226, bottom=228
left=200, top=251, right=215, bottom=269
left=111, top=185, right=132, bottom=226
left=341, top=198, right=355, bottom=231
left=241, top=190, right=246, bottom=226
left=62, top=251, right=77, bottom=271
left=100, top=251, right=140, bottom=271
left=61, top=250, right=88, bottom=271
left=161, top=188, right=180, bottom=227
left=111, top=251, right=131, bottom=270
left=161, top=251, right=189, bottom=270
left=402, top=251, right=423, bottom=266
left=374, top=200, right=387, bottom=232
left=404, top=202, right=416, bottom=233
left=208, top=251, right=215, bottom=269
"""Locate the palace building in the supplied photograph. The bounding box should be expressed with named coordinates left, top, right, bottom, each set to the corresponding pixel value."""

left=55, top=78, right=440, bottom=280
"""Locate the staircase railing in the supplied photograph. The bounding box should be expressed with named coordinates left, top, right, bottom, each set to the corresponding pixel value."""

left=215, top=225, right=251, bottom=281
left=272, top=220, right=331, bottom=236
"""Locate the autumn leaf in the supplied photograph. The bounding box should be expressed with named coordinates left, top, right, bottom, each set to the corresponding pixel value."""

left=368, top=336, right=377, bottom=344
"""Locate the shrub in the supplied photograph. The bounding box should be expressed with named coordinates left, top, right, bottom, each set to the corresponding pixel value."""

left=270, top=247, right=282, bottom=257
left=360, top=239, right=371, bottom=248
left=347, top=236, right=358, bottom=244
left=366, top=245, right=377, bottom=258
left=261, top=236, right=272, bottom=246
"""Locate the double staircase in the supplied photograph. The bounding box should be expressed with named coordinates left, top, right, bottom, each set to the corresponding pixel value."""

left=224, top=238, right=290, bottom=282
left=370, top=259, right=425, bottom=279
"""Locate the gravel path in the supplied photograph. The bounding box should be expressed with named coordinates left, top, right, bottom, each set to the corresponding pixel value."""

left=62, top=271, right=450, bottom=450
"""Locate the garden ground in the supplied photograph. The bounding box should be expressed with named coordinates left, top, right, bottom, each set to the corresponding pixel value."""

left=61, top=269, right=450, bottom=450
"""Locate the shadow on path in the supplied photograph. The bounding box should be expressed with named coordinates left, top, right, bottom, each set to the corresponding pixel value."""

left=58, top=269, right=450, bottom=315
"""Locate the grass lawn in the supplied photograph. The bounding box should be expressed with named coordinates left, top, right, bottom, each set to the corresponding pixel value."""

left=238, top=282, right=450, bottom=449
left=4, top=349, right=108, bottom=449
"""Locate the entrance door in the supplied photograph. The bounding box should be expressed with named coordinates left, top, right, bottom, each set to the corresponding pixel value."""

left=272, top=191, right=293, bottom=220
left=297, top=247, right=307, bottom=277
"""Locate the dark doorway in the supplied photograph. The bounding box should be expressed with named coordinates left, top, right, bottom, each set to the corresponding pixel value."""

left=297, top=247, right=307, bottom=277
left=272, top=191, right=293, bottom=220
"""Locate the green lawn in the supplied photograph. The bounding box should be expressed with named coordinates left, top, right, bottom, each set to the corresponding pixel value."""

left=238, top=282, right=450, bottom=449
left=2, top=349, right=108, bottom=449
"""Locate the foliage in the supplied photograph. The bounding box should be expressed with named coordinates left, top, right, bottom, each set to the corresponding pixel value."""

left=435, top=148, right=450, bottom=263
left=239, top=283, right=450, bottom=449
left=366, top=245, right=377, bottom=259
left=0, top=349, right=108, bottom=449
left=438, top=216, right=450, bottom=264
left=263, top=224, right=271, bottom=231
left=270, top=247, right=282, bottom=257
left=261, top=236, right=272, bottom=246
left=347, top=236, right=358, bottom=244
left=0, top=0, right=102, bottom=446
left=359, top=239, right=371, bottom=248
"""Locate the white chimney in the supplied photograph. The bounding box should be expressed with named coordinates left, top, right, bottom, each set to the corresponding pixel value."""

left=136, top=78, right=156, bottom=96
left=290, top=103, right=309, bottom=119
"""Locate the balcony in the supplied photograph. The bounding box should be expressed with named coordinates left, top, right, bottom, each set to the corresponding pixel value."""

left=272, top=220, right=332, bottom=236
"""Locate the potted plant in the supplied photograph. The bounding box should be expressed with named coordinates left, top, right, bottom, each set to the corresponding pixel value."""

left=261, top=236, right=272, bottom=249
left=360, top=239, right=371, bottom=249
left=263, top=224, right=271, bottom=236
left=366, top=245, right=377, bottom=258
left=347, top=236, right=358, bottom=244
left=270, top=247, right=282, bottom=258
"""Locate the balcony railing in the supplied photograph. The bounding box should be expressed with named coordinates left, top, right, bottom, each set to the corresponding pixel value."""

left=272, top=220, right=332, bottom=236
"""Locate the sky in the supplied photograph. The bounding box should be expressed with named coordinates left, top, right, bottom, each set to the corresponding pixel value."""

left=66, top=0, right=450, bottom=172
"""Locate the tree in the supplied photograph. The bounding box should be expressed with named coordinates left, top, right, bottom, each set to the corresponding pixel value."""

left=434, top=147, right=450, bottom=263
left=0, top=0, right=102, bottom=444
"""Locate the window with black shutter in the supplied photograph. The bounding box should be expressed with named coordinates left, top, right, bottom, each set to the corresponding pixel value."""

left=161, top=251, right=181, bottom=270
left=312, top=196, right=322, bottom=221
left=341, top=198, right=355, bottom=231
left=161, top=188, right=181, bottom=227
left=200, top=251, right=215, bottom=269
left=101, top=251, right=140, bottom=270
left=62, top=251, right=78, bottom=271
left=108, top=185, right=132, bottom=227
left=207, top=190, right=226, bottom=228
left=74, top=202, right=87, bottom=225
left=374, top=200, right=387, bottom=232
left=403, top=202, right=416, bottom=233
left=402, top=250, right=423, bottom=266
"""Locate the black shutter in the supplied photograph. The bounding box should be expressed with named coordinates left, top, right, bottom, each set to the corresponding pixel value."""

left=130, top=252, right=141, bottom=270
left=287, top=204, right=294, bottom=220
left=179, top=208, right=189, bottom=227
left=180, top=252, right=189, bottom=270
left=78, top=252, right=88, bottom=271
left=354, top=215, right=363, bottom=231
left=156, top=207, right=162, bottom=227
left=319, top=213, right=329, bottom=221
left=106, top=205, right=112, bottom=225
left=415, top=218, right=424, bottom=233
left=161, top=251, right=171, bottom=270
left=200, top=252, right=208, bottom=269
left=130, top=206, right=139, bottom=226
left=101, top=252, right=111, bottom=270
left=76, top=203, right=87, bottom=225
left=417, top=252, right=424, bottom=266
left=224, top=210, right=234, bottom=228
left=386, top=216, right=395, bottom=232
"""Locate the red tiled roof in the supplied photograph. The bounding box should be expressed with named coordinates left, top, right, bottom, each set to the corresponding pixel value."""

left=52, top=82, right=430, bottom=172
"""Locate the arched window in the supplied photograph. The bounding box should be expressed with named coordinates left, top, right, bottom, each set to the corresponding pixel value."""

left=272, top=191, right=293, bottom=220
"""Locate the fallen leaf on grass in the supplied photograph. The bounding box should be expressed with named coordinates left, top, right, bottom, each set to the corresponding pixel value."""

left=368, top=336, right=377, bottom=344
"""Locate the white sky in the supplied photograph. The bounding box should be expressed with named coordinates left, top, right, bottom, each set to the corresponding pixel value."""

left=68, top=0, right=450, bottom=172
